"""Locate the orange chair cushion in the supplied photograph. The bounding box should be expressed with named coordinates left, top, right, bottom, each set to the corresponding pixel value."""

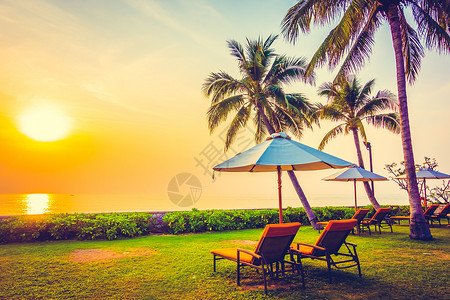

left=210, top=248, right=254, bottom=263
left=324, top=219, right=358, bottom=232
left=261, top=222, right=302, bottom=238
left=254, top=222, right=301, bottom=253
left=291, top=244, right=315, bottom=255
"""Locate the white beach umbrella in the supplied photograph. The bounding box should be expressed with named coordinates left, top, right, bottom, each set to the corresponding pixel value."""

left=415, top=168, right=450, bottom=208
left=396, top=168, right=450, bottom=208
left=323, top=165, right=387, bottom=211
left=213, top=132, right=353, bottom=223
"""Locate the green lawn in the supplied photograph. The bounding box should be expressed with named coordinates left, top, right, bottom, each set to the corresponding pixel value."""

left=0, top=224, right=448, bottom=299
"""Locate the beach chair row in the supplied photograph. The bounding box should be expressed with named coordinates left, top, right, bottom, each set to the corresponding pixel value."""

left=209, top=204, right=449, bottom=294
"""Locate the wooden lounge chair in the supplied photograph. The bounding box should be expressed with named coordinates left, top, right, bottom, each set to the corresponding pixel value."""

left=317, top=209, right=370, bottom=234
left=426, top=203, right=450, bottom=227
left=210, top=222, right=303, bottom=294
left=291, top=219, right=361, bottom=282
left=390, top=204, right=440, bottom=225
left=360, top=207, right=393, bottom=234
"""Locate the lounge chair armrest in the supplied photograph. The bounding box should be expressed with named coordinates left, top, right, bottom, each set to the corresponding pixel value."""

left=237, top=248, right=261, bottom=260
left=344, top=241, right=357, bottom=247
left=293, top=242, right=326, bottom=252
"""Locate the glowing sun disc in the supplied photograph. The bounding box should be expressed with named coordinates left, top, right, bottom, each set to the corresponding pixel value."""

left=18, top=104, right=72, bottom=142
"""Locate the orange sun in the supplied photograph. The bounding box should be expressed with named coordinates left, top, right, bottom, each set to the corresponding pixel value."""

left=17, top=104, right=72, bottom=142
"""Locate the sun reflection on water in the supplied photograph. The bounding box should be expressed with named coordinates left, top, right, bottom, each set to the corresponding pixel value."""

left=25, top=194, right=51, bottom=214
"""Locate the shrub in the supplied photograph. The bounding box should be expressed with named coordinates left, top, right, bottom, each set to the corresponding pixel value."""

left=0, top=205, right=411, bottom=242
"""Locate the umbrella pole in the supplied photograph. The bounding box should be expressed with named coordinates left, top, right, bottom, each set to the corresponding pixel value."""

left=423, top=178, right=427, bottom=210
left=354, top=179, right=358, bottom=212
left=277, top=166, right=283, bottom=224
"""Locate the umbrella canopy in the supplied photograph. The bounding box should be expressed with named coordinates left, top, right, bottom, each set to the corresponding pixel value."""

left=396, top=168, right=450, bottom=208
left=323, top=165, right=387, bottom=211
left=213, top=132, right=353, bottom=223
left=415, top=168, right=450, bottom=179
left=214, top=132, right=352, bottom=172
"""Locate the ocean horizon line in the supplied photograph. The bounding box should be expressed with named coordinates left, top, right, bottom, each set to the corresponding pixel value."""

left=0, top=192, right=409, bottom=216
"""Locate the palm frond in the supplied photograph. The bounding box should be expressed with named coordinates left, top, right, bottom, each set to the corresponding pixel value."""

left=207, top=95, right=246, bottom=133
left=227, top=39, right=247, bottom=63
left=281, top=0, right=351, bottom=43
left=318, top=123, right=345, bottom=150
left=325, top=0, right=373, bottom=69
left=355, top=119, right=367, bottom=143
left=316, top=103, right=347, bottom=122
left=281, top=0, right=317, bottom=42
left=265, top=55, right=315, bottom=85
left=358, top=78, right=375, bottom=101
left=317, top=81, right=336, bottom=98
left=305, top=28, right=335, bottom=77
left=412, top=2, right=450, bottom=54
left=263, top=34, right=279, bottom=50
left=400, top=11, right=424, bottom=84
left=224, top=105, right=252, bottom=150
left=304, top=0, right=374, bottom=76
left=202, top=72, right=246, bottom=104
left=253, top=112, right=268, bottom=144
left=364, top=113, right=401, bottom=134
left=333, top=4, right=381, bottom=82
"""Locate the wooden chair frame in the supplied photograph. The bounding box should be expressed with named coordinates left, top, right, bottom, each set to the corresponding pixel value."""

left=390, top=204, right=440, bottom=225
left=361, top=207, right=393, bottom=234
left=317, top=209, right=370, bottom=234
left=211, top=223, right=304, bottom=295
left=426, top=203, right=450, bottom=227
left=291, top=220, right=361, bottom=283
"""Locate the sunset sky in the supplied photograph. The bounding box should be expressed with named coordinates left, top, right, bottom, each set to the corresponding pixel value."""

left=0, top=0, right=449, bottom=210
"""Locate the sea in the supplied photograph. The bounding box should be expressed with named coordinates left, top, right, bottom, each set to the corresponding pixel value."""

left=0, top=193, right=410, bottom=216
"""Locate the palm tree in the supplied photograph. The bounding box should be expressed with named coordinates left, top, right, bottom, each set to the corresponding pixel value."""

left=282, top=0, right=450, bottom=240
left=202, top=35, right=322, bottom=229
left=316, top=76, right=400, bottom=209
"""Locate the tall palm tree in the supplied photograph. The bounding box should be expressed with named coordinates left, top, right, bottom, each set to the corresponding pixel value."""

left=316, top=76, right=400, bottom=209
left=202, top=35, right=322, bottom=229
left=282, top=0, right=450, bottom=240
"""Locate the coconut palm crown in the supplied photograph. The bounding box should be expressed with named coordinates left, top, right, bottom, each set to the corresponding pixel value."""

left=317, top=77, right=400, bottom=152
left=203, top=35, right=324, bottom=229
left=202, top=34, right=316, bottom=150
left=316, top=76, right=400, bottom=209
left=282, top=0, right=450, bottom=84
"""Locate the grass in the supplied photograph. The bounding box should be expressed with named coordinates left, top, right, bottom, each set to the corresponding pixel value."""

left=0, top=224, right=449, bottom=299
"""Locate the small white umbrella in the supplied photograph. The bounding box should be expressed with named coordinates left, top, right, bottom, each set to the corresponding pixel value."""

left=323, top=165, right=387, bottom=211
left=213, top=132, right=353, bottom=223
left=396, top=168, right=450, bottom=208
left=416, top=168, right=450, bottom=208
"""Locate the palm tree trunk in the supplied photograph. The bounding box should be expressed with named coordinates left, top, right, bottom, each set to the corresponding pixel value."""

left=351, top=129, right=381, bottom=209
left=256, top=103, right=319, bottom=229
left=287, top=170, right=320, bottom=229
left=387, top=4, right=432, bottom=240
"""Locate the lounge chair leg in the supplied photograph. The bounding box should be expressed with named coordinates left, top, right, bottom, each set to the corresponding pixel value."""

left=354, top=248, right=362, bottom=278
left=213, top=254, right=216, bottom=272
left=237, top=253, right=240, bottom=286
left=326, top=254, right=332, bottom=283
left=262, top=265, right=267, bottom=295
left=298, top=258, right=305, bottom=289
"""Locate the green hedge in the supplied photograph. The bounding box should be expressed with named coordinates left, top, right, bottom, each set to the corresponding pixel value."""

left=0, top=206, right=410, bottom=243
left=0, top=212, right=165, bottom=243
left=163, top=205, right=411, bottom=234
